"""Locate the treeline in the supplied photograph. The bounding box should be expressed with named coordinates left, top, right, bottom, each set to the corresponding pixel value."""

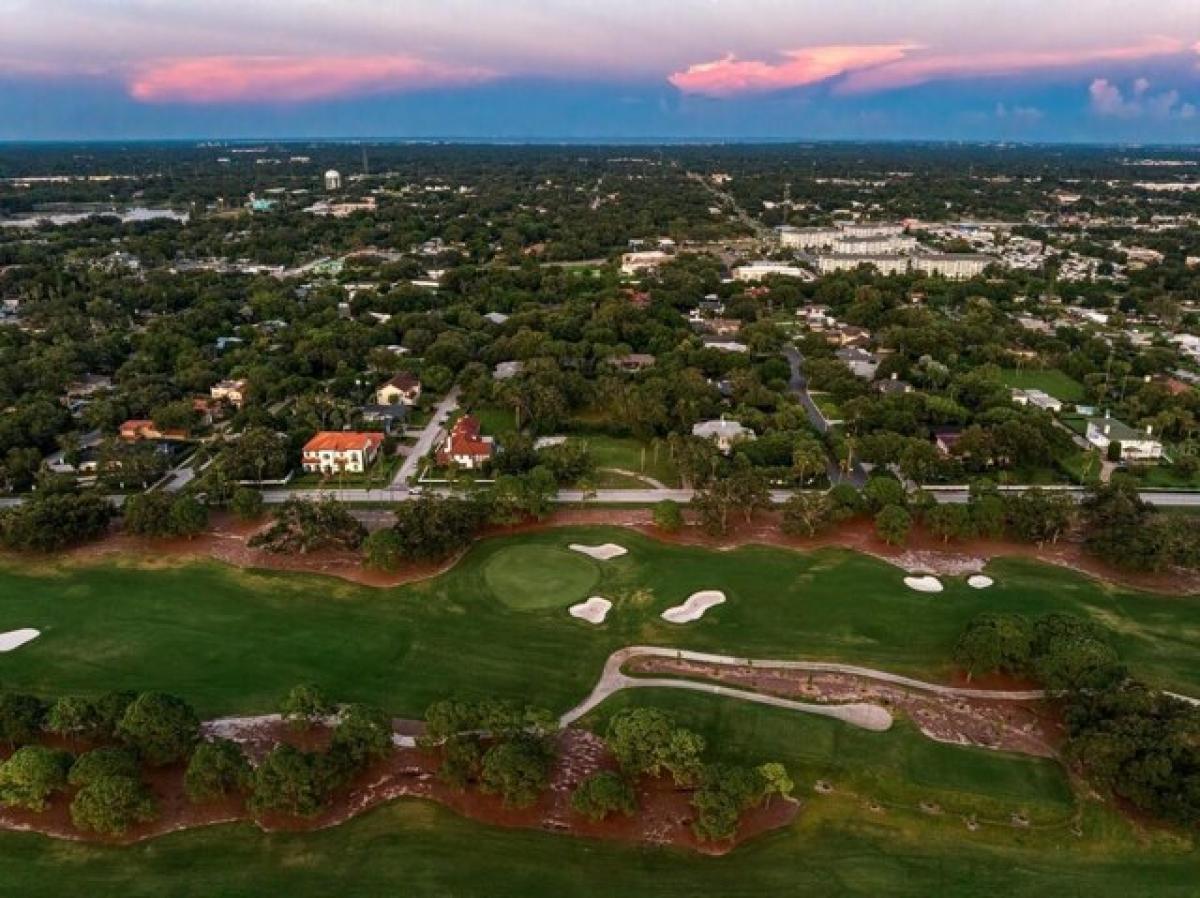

left=953, top=612, right=1200, bottom=827
left=0, top=683, right=393, bottom=835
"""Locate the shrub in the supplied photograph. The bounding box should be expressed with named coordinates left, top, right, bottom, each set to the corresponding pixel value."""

left=0, top=746, right=73, bottom=811
left=70, top=775, right=158, bottom=835
left=117, top=693, right=200, bottom=766
left=570, top=770, right=636, bottom=821
left=185, top=739, right=251, bottom=804
left=69, top=748, right=140, bottom=788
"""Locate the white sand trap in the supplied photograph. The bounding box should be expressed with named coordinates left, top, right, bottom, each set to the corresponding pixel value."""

left=662, top=591, right=726, bottom=624
left=904, top=576, right=944, bottom=594
left=0, top=629, right=40, bottom=652
left=569, top=597, right=613, bottom=625
left=569, top=543, right=628, bottom=561
left=967, top=575, right=994, bottom=589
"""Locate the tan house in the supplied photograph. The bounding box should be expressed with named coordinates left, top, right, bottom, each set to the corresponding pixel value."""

left=375, top=373, right=422, bottom=407
left=210, top=379, right=249, bottom=409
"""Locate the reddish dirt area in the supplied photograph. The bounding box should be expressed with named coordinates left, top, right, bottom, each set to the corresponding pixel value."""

left=20, top=505, right=1194, bottom=596
left=0, top=725, right=796, bottom=854
left=626, top=657, right=1064, bottom=758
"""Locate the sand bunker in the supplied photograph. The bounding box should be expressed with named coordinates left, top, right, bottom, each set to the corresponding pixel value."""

left=0, top=629, right=40, bottom=652
left=904, top=576, right=944, bottom=593
left=967, top=575, right=994, bottom=589
left=569, top=597, right=613, bottom=625
left=569, top=543, right=628, bottom=561
left=661, top=591, right=726, bottom=624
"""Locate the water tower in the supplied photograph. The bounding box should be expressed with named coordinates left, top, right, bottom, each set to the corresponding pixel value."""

left=324, top=169, right=342, bottom=191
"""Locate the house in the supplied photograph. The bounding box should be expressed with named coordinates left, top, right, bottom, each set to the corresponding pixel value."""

left=701, top=336, right=749, bottom=353
left=692, top=419, right=755, bottom=454
left=119, top=420, right=189, bottom=442
left=933, top=427, right=965, bottom=457
left=359, top=404, right=409, bottom=434
left=375, top=372, right=422, bottom=407
left=620, top=250, right=671, bottom=276
left=606, top=353, right=656, bottom=373
left=825, top=324, right=872, bottom=347
left=301, top=431, right=384, bottom=474
left=874, top=374, right=914, bottom=396
left=64, top=374, right=113, bottom=404
left=836, top=346, right=880, bottom=379
left=210, top=379, right=249, bottom=409
left=1011, top=388, right=1063, bottom=413
left=192, top=397, right=224, bottom=426
left=493, top=361, right=523, bottom=381
left=1085, top=417, right=1164, bottom=461
left=437, top=415, right=496, bottom=469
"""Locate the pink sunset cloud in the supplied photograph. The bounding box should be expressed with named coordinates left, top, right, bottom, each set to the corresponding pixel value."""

left=128, top=56, right=496, bottom=104
left=838, top=36, right=1189, bottom=93
left=671, top=37, right=1191, bottom=98
left=668, top=45, right=918, bottom=97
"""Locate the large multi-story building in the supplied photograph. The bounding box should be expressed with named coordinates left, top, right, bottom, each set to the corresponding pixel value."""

left=817, top=254, right=910, bottom=276
left=301, top=432, right=383, bottom=474
left=911, top=254, right=992, bottom=279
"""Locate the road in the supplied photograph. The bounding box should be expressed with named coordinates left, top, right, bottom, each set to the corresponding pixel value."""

left=391, top=387, right=460, bottom=489
left=783, top=346, right=867, bottom=488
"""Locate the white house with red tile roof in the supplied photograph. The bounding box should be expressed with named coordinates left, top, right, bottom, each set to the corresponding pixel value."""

left=302, top=432, right=384, bottom=474
left=436, top=415, right=495, bottom=470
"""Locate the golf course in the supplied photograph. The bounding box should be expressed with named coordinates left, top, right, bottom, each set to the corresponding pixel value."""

left=2, top=526, right=1199, bottom=894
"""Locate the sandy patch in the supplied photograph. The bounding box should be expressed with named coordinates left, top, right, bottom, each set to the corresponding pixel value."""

left=662, top=590, right=726, bottom=624
left=568, top=543, right=627, bottom=561
left=569, top=597, right=613, bottom=625
left=903, top=576, right=944, bottom=593
left=0, top=629, right=39, bottom=652
left=967, top=575, right=994, bottom=589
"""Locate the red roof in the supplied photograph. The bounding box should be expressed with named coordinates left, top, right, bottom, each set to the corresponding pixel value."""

left=303, top=431, right=384, bottom=453
left=441, top=415, right=493, bottom=458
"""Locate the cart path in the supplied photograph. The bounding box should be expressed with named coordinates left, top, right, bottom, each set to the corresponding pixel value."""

left=558, top=646, right=1056, bottom=731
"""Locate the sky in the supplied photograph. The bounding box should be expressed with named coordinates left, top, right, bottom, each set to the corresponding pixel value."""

left=1, top=0, right=1199, bottom=142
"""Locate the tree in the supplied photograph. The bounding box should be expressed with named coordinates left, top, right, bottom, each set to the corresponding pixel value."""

left=756, top=762, right=794, bottom=803
left=185, top=739, right=252, bottom=804
left=46, top=696, right=105, bottom=741
left=605, top=708, right=705, bottom=785
left=281, top=684, right=334, bottom=730
left=249, top=744, right=332, bottom=818
left=375, top=495, right=489, bottom=565
left=249, top=498, right=366, bottom=554
left=571, top=770, right=636, bottom=821
left=230, top=487, right=264, bottom=521
left=68, top=748, right=140, bottom=787
left=864, top=476, right=906, bottom=511
left=0, top=692, right=46, bottom=747
left=479, top=735, right=555, bottom=808
left=954, top=614, right=1034, bottom=679
left=1031, top=614, right=1125, bottom=693
left=0, top=745, right=73, bottom=811
left=117, top=692, right=200, bottom=766
left=781, top=492, right=839, bottom=538
left=690, top=763, right=764, bottom=842
left=329, top=704, right=393, bottom=769
left=0, top=491, right=114, bottom=552
left=169, top=496, right=208, bottom=538
left=70, top=775, right=159, bottom=835
left=121, top=492, right=176, bottom=537
left=924, top=504, right=975, bottom=543
left=874, top=505, right=912, bottom=546
left=791, top=438, right=827, bottom=485
left=653, top=499, right=683, bottom=533
left=1004, top=489, right=1074, bottom=545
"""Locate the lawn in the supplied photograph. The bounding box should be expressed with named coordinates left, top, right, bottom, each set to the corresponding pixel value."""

left=1000, top=369, right=1087, bottom=403
left=4, top=528, right=1200, bottom=721
left=483, top=544, right=600, bottom=609
left=575, top=434, right=681, bottom=487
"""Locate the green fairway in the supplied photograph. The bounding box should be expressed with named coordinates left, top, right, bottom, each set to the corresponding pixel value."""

left=3, top=528, right=1200, bottom=721
left=583, top=690, right=1074, bottom=824
left=1000, top=368, right=1087, bottom=403
left=483, top=544, right=600, bottom=609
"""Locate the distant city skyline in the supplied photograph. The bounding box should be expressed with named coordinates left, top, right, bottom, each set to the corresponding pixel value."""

left=1, top=0, right=1198, bottom=141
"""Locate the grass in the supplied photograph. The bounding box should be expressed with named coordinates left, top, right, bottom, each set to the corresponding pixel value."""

left=4, top=528, right=1200, bottom=720
left=577, top=435, right=681, bottom=487
left=1000, top=369, right=1087, bottom=403
left=583, top=690, right=1074, bottom=824
left=482, top=545, right=599, bottom=610
left=2, top=529, right=1200, bottom=893
left=1128, top=462, right=1200, bottom=489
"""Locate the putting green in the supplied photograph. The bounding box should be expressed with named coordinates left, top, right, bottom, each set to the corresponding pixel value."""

left=482, top=544, right=600, bottom=610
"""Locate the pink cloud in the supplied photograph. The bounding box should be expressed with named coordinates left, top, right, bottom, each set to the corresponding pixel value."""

left=838, top=36, right=1188, bottom=93
left=128, top=56, right=495, bottom=104
left=668, top=45, right=917, bottom=97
